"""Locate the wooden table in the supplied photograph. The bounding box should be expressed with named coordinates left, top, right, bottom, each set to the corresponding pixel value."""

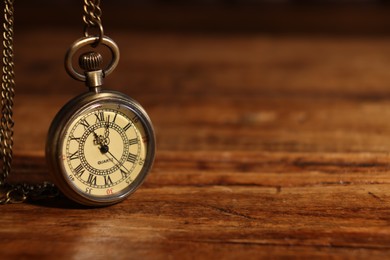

left=2, top=25, right=390, bottom=258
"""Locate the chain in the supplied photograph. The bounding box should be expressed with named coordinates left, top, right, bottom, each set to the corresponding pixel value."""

left=83, top=0, right=104, bottom=46
left=0, top=182, right=59, bottom=204
left=0, top=0, right=59, bottom=204
left=1, top=0, right=15, bottom=187
left=83, top=0, right=102, bottom=27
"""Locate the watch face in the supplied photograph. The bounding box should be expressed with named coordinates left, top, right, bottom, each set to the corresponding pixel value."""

left=47, top=91, right=155, bottom=206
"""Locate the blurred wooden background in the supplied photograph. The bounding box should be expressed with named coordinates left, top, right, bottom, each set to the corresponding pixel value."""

left=14, top=1, right=390, bottom=35
left=3, top=1, right=390, bottom=259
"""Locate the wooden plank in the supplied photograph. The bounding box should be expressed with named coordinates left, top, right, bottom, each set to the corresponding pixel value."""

left=2, top=151, right=390, bottom=258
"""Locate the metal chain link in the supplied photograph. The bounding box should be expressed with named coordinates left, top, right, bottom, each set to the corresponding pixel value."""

left=0, top=182, right=59, bottom=204
left=83, top=0, right=104, bottom=46
left=83, top=0, right=102, bottom=27
left=0, top=0, right=59, bottom=204
left=0, top=0, right=15, bottom=187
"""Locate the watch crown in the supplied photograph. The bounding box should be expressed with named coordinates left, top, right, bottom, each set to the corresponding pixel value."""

left=79, top=52, right=103, bottom=72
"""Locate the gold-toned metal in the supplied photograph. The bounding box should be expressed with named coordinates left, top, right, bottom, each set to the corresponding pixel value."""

left=5, top=189, right=27, bottom=204
left=0, top=188, right=11, bottom=204
left=79, top=52, right=103, bottom=71
left=46, top=91, right=156, bottom=206
left=65, top=36, right=120, bottom=83
left=80, top=52, right=104, bottom=88
left=83, top=0, right=104, bottom=46
left=0, top=182, right=59, bottom=205
left=0, top=0, right=15, bottom=187
left=83, top=0, right=102, bottom=29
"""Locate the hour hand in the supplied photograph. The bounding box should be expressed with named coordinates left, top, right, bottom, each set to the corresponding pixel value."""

left=104, top=122, right=110, bottom=138
left=92, top=128, right=110, bottom=154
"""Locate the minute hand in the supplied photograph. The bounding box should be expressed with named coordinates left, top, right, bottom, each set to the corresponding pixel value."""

left=107, top=150, right=130, bottom=174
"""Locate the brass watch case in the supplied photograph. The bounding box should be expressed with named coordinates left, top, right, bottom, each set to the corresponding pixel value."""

left=46, top=90, right=156, bottom=206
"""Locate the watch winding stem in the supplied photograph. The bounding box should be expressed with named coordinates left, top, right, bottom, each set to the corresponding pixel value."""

left=79, top=51, right=104, bottom=92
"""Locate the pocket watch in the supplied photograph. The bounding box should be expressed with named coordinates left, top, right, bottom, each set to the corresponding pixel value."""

left=46, top=36, right=156, bottom=206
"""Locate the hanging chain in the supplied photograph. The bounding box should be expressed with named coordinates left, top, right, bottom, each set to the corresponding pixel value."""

left=0, top=0, right=15, bottom=188
left=0, top=0, right=105, bottom=204
left=83, top=0, right=102, bottom=27
left=83, top=0, right=104, bottom=46
left=0, top=0, right=59, bottom=204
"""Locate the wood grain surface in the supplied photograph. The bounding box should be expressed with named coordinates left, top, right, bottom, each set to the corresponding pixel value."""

left=2, top=25, right=390, bottom=259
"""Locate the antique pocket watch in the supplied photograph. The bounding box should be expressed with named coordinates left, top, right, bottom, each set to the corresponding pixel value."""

left=0, top=1, right=155, bottom=205
left=46, top=35, right=156, bottom=206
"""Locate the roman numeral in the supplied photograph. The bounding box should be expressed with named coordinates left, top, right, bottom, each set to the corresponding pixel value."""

left=123, top=122, right=132, bottom=131
left=74, top=164, right=85, bottom=177
left=94, top=111, right=105, bottom=123
left=112, top=112, right=118, bottom=123
left=104, top=175, right=113, bottom=186
left=127, top=153, right=137, bottom=164
left=70, top=134, right=81, bottom=143
left=120, top=168, right=129, bottom=178
left=79, top=119, right=90, bottom=130
left=87, top=174, right=97, bottom=185
left=69, top=150, right=79, bottom=161
left=128, top=138, right=138, bottom=146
